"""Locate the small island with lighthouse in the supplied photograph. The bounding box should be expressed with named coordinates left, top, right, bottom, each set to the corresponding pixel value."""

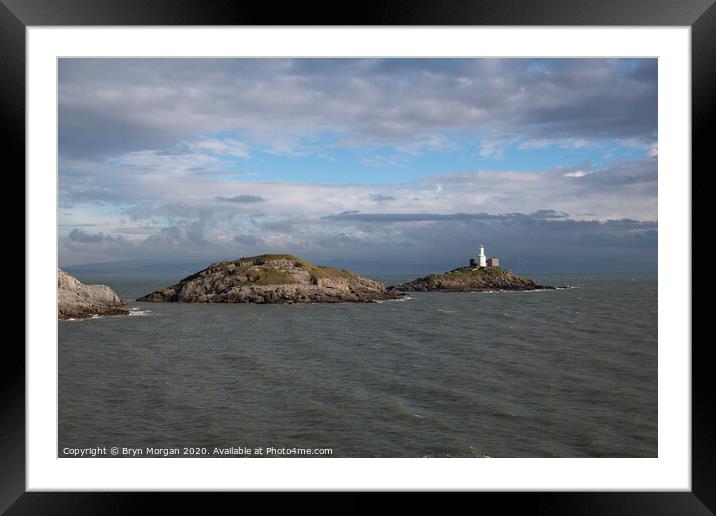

left=389, top=245, right=553, bottom=293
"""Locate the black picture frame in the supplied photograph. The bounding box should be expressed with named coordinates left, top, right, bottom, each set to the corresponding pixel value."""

left=4, top=0, right=708, bottom=512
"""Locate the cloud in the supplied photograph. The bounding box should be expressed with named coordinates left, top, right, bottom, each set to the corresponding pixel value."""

left=369, top=194, right=396, bottom=202
left=564, top=170, right=588, bottom=178
left=57, top=58, right=658, bottom=272
left=68, top=228, right=114, bottom=243
left=233, top=234, right=262, bottom=245
left=60, top=203, right=657, bottom=273
left=58, top=156, right=658, bottom=267
left=60, top=155, right=657, bottom=222
left=478, top=133, right=518, bottom=158
left=530, top=209, right=568, bottom=219
left=324, top=209, right=568, bottom=223
left=518, top=137, right=590, bottom=150
left=323, top=212, right=501, bottom=223
left=59, top=58, right=657, bottom=161
left=124, top=202, right=219, bottom=222
left=191, top=137, right=249, bottom=159
left=215, top=194, right=267, bottom=204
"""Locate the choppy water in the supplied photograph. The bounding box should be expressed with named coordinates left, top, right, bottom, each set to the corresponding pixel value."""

left=58, top=273, right=657, bottom=457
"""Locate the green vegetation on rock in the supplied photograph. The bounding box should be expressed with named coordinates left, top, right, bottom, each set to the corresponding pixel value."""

left=225, top=254, right=358, bottom=284
left=246, top=268, right=296, bottom=285
left=430, top=266, right=504, bottom=280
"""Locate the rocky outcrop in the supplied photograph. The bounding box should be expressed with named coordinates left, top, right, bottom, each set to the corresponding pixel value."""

left=58, top=268, right=129, bottom=319
left=136, top=254, right=402, bottom=304
left=389, top=267, right=552, bottom=292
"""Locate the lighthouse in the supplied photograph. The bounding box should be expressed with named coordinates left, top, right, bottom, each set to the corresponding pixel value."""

left=470, top=244, right=500, bottom=270
left=469, top=244, right=491, bottom=268
left=478, top=244, right=487, bottom=267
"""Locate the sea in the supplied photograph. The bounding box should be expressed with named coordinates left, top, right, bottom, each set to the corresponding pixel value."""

left=58, top=273, right=657, bottom=458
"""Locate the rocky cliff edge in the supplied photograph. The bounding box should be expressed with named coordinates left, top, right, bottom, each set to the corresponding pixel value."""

left=58, top=268, right=129, bottom=319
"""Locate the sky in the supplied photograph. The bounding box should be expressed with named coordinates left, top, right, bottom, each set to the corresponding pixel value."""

left=58, top=58, right=658, bottom=273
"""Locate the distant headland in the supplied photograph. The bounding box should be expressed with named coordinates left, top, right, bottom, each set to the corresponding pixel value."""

left=389, top=245, right=553, bottom=292
left=137, top=254, right=403, bottom=304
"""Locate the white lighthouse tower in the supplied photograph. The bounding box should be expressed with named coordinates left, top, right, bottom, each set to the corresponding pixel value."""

left=478, top=244, right=487, bottom=267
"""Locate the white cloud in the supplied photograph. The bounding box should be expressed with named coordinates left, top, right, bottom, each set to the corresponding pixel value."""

left=518, top=137, right=591, bottom=150
left=191, top=137, right=249, bottom=159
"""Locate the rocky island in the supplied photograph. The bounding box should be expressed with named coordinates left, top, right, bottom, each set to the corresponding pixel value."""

left=389, top=244, right=552, bottom=293
left=389, top=266, right=551, bottom=292
left=137, top=254, right=402, bottom=304
left=58, top=268, right=129, bottom=319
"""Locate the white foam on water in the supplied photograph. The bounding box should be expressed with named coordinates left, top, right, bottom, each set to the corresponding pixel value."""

left=388, top=295, right=413, bottom=302
left=128, top=307, right=152, bottom=316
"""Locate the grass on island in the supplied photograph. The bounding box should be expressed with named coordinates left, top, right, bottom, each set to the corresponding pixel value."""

left=204, top=254, right=358, bottom=285
left=245, top=269, right=297, bottom=285
left=430, top=266, right=507, bottom=281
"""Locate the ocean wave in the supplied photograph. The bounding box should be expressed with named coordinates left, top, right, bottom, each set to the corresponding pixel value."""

left=375, top=296, right=414, bottom=304
left=62, top=315, right=103, bottom=322
left=128, top=307, right=152, bottom=316
left=64, top=314, right=103, bottom=321
left=468, top=286, right=575, bottom=294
